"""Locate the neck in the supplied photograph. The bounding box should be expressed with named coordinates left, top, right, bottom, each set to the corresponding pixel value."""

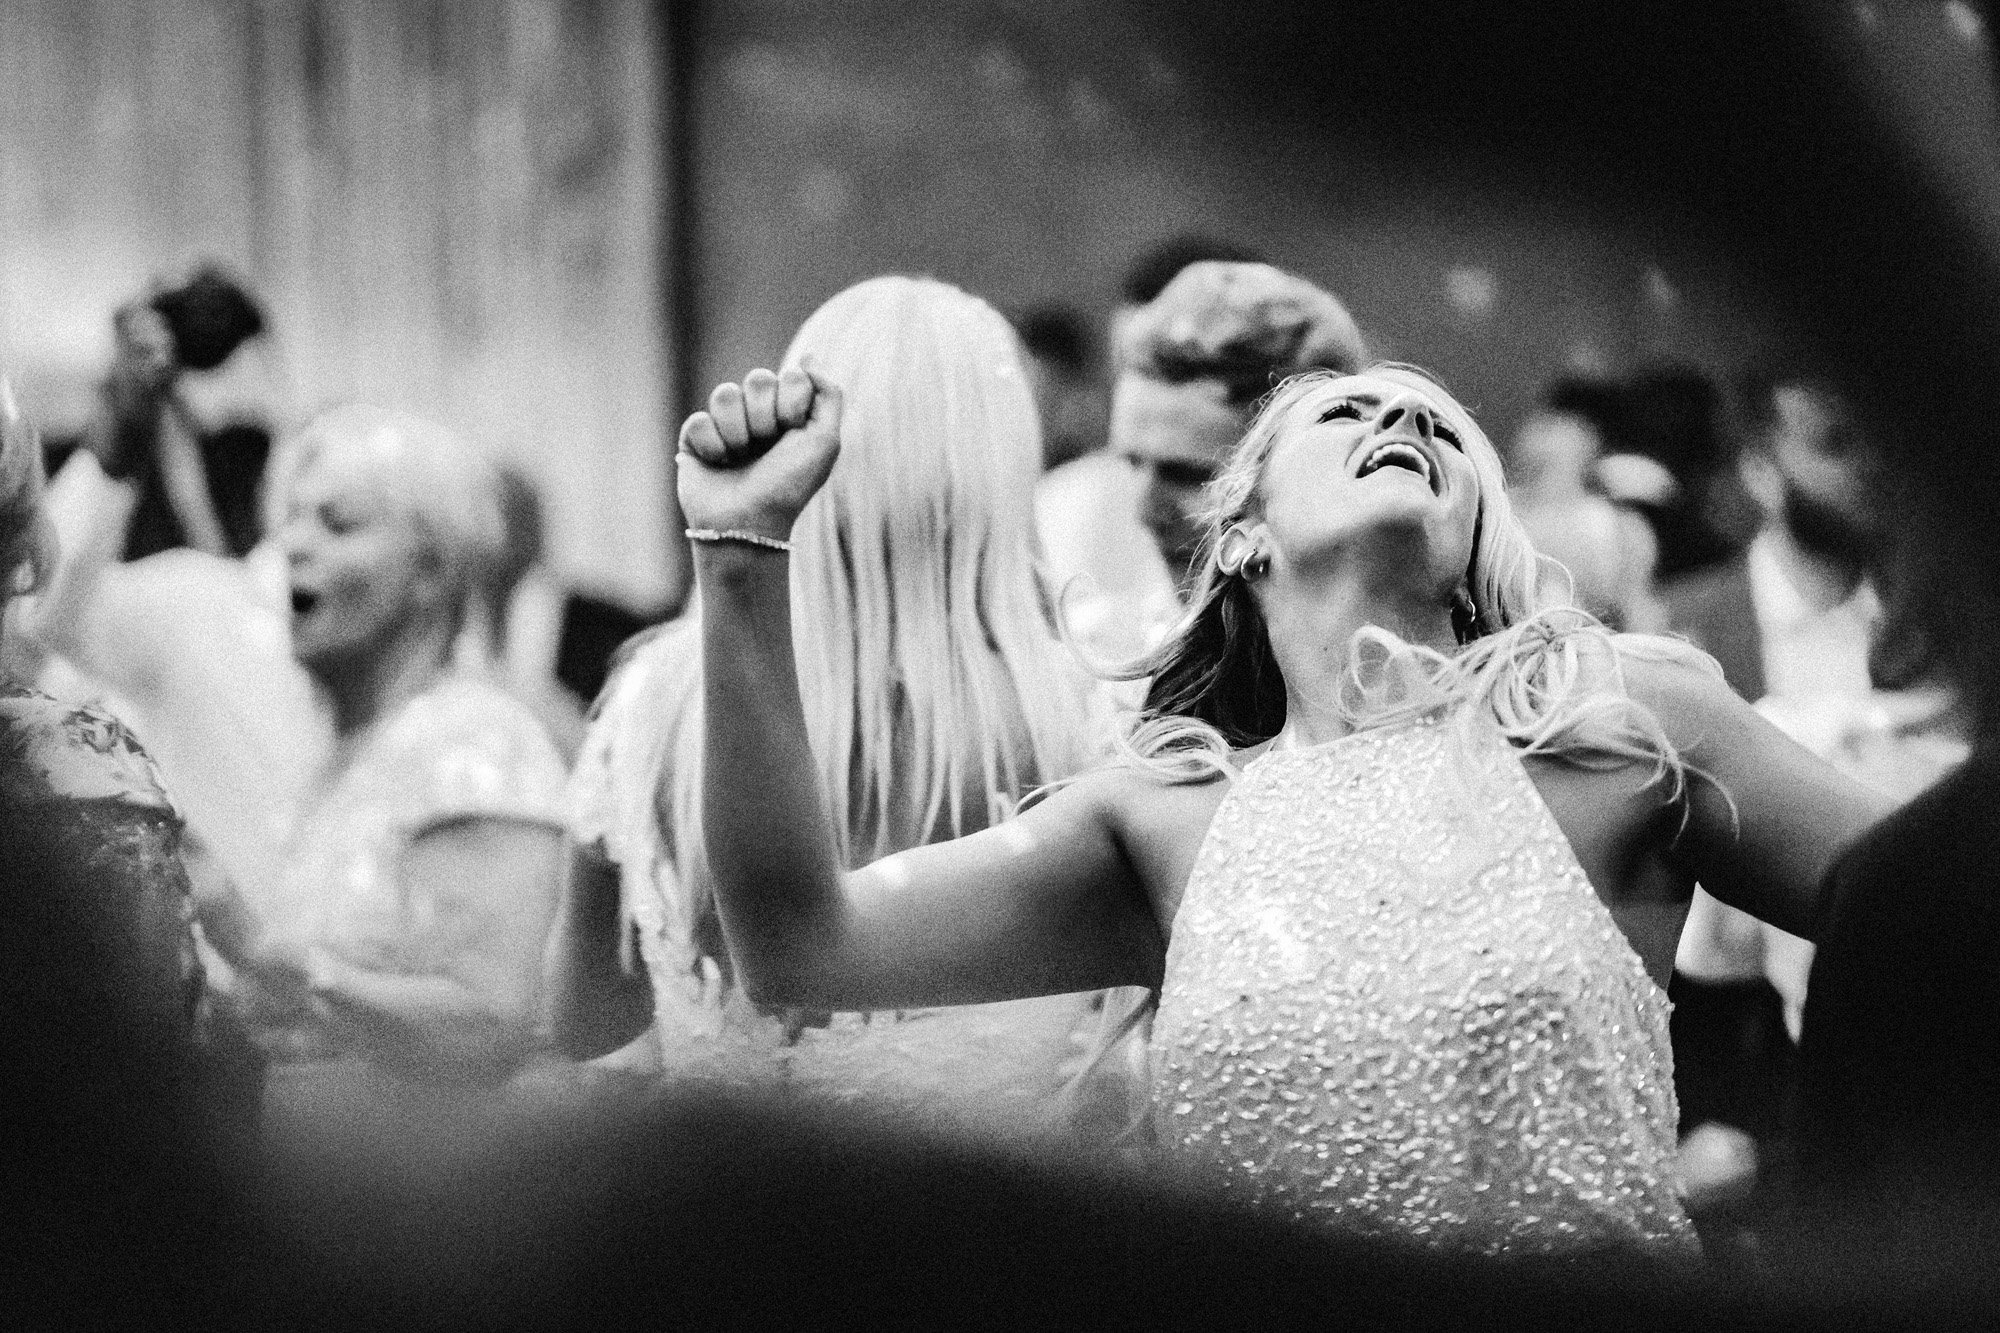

left=1762, top=524, right=1861, bottom=613
left=314, top=615, right=457, bottom=738
left=1260, top=558, right=1457, bottom=748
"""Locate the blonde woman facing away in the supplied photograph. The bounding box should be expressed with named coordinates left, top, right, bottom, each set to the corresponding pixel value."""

left=554, top=277, right=1120, bottom=1146
left=677, top=361, right=1889, bottom=1258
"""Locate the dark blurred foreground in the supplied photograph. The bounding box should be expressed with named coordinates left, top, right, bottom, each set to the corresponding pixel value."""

left=12, top=1074, right=2000, bottom=1332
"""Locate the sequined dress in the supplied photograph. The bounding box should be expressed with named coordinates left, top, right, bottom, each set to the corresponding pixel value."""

left=1151, top=713, right=1694, bottom=1255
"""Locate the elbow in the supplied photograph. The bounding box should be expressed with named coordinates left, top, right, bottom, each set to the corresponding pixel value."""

left=714, top=906, right=849, bottom=1009
left=710, top=903, right=837, bottom=1010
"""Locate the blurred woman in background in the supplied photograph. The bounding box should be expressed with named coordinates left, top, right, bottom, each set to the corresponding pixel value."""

left=555, top=276, right=1118, bottom=1146
left=196, top=405, right=569, bottom=1148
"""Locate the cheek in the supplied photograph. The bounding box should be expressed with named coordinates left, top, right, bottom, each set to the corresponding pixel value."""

left=329, top=537, right=409, bottom=604
left=1442, top=508, right=1480, bottom=576
left=1260, top=448, right=1345, bottom=526
left=1432, top=470, right=1483, bottom=566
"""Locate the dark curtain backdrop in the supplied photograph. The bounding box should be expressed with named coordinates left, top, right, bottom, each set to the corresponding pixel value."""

left=684, top=0, right=1780, bottom=451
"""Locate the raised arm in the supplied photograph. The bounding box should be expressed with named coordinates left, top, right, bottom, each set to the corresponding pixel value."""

left=20, top=448, right=139, bottom=673
left=679, top=367, right=1164, bottom=1011
left=156, top=395, right=229, bottom=557
left=1630, top=653, right=1896, bottom=941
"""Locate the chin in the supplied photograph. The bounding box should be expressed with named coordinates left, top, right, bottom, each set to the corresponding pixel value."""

left=291, top=629, right=356, bottom=681
left=1335, top=498, right=1443, bottom=545
left=1296, top=508, right=1462, bottom=580
left=290, top=641, right=333, bottom=680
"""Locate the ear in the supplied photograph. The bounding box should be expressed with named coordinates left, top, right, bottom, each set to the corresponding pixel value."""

left=1216, top=523, right=1260, bottom=577
left=404, top=538, right=454, bottom=610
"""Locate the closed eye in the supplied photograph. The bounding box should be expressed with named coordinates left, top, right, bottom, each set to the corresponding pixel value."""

left=1434, top=421, right=1463, bottom=450
left=319, top=501, right=364, bottom=536
left=1318, top=400, right=1364, bottom=424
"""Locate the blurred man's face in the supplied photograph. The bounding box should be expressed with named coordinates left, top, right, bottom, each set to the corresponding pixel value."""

left=279, top=435, right=439, bottom=679
left=1110, top=378, right=1242, bottom=585
left=1123, top=441, right=1227, bottom=583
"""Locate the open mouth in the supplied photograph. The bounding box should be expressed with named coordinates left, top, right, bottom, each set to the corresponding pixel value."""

left=1355, top=440, right=1437, bottom=494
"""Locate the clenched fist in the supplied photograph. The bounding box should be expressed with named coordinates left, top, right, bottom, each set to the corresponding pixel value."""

left=677, top=364, right=844, bottom=545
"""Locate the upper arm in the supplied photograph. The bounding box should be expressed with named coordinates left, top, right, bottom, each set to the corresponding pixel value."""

left=1628, top=653, right=1895, bottom=940
left=739, top=769, right=1168, bottom=1011
left=402, top=815, right=567, bottom=1017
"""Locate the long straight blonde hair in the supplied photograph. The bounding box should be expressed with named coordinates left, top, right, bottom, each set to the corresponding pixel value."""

left=588, top=276, right=1106, bottom=965
left=785, top=276, right=1106, bottom=861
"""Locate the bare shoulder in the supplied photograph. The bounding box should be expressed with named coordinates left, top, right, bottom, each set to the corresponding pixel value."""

left=1608, top=634, right=1752, bottom=754
left=1611, top=633, right=1896, bottom=825
left=1042, top=758, right=1232, bottom=827
left=1034, top=758, right=1232, bottom=915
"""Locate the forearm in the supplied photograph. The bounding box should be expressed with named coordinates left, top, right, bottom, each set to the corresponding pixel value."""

left=22, top=453, right=138, bottom=662
left=158, top=398, right=228, bottom=555
left=696, top=544, right=850, bottom=1000
left=544, top=845, right=654, bottom=1059
left=311, top=954, right=535, bottom=1082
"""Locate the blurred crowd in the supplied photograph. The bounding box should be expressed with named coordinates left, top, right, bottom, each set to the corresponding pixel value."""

left=3, top=232, right=1998, bottom=1327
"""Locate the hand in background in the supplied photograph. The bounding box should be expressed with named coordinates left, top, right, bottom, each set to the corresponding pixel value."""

left=89, top=302, right=179, bottom=481
left=110, top=302, right=177, bottom=395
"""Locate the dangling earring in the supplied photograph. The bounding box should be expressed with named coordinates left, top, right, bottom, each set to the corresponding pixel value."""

left=1450, top=586, right=1481, bottom=645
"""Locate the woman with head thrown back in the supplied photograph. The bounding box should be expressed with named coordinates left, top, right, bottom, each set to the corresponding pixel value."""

left=196, top=405, right=569, bottom=1142
left=552, top=276, right=1113, bottom=1142
left=679, top=355, right=1893, bottom=1257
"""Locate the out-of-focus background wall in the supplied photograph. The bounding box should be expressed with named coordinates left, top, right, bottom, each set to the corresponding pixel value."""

left=2, top=0, right=1995, bottom=613
left=687, top=0, right=1778, bottom=438
left=0, top=0, right=672, bottom=608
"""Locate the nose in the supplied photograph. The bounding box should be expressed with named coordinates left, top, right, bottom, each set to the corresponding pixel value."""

left=277, top=515, right=315, bottom=569
left=1376, top=394, right=1435, bottom=441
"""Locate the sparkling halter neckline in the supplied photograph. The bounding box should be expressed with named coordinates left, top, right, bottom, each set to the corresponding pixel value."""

left=1151, top=712, right=1694, bottom=1256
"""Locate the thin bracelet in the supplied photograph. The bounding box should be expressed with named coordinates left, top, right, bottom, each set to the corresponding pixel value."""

left=685, top=527, right=793, bottom=552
